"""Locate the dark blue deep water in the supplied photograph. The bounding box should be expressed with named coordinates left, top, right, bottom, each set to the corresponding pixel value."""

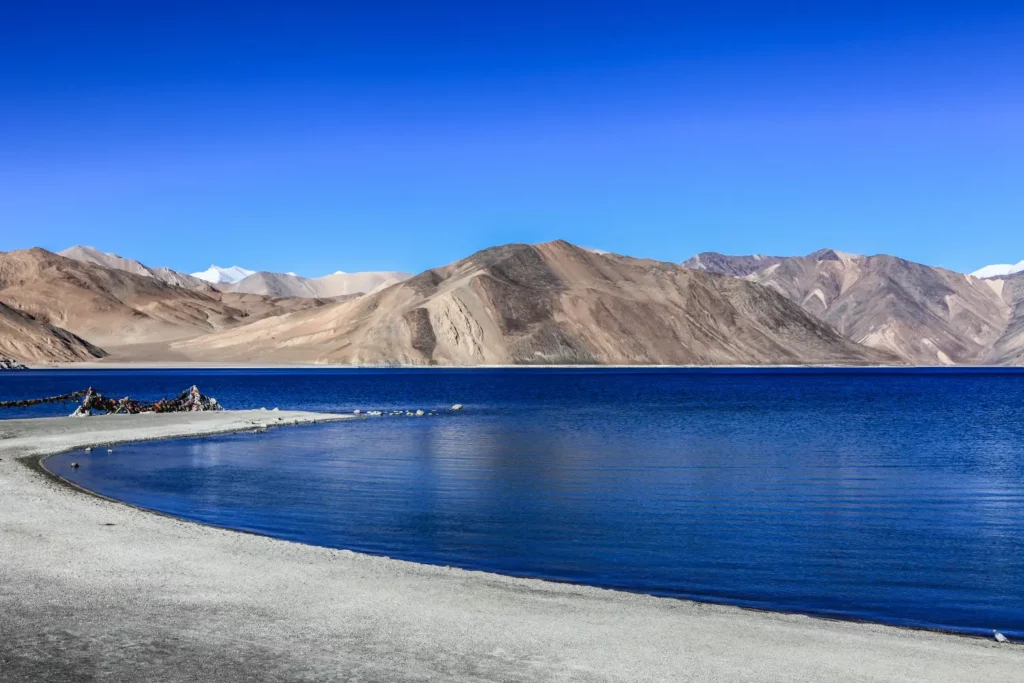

left=6, top=368, right=1024, bottom=637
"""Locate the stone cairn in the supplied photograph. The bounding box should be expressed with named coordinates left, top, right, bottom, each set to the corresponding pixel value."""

left=0, top=385, right=222, bottom=416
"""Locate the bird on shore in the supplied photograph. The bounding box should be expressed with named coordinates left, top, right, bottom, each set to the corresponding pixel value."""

left=994, top=630, right=1008, bottom=643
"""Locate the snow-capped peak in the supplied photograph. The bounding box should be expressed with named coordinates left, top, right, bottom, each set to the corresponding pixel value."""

left=971, top=260, right=1024, bottom=279
left=191, top=265, right=256, bottom=284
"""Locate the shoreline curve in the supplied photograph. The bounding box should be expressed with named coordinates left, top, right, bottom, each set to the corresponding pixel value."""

left=34, top=437, right=1013, bottom=642
left=2, top=411, right=1022, bottom=682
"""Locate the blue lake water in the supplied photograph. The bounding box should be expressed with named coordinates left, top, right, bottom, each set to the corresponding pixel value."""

left=5, top=368, right=1024, bottom=637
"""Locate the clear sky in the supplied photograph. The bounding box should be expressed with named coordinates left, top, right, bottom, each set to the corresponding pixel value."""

left=2, top=1, right=1022, bottom=276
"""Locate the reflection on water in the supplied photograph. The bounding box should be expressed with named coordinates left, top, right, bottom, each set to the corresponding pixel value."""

left=33, top=368, right=1024, bottom=636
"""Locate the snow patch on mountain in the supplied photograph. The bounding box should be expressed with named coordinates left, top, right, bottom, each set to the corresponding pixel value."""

left=971, top=260, right=1024, bottom=279
left=192, top=265, right=256, bottom=284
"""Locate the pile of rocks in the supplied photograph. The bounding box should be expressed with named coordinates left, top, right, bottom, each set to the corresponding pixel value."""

left=69, top=385, right=223, bottom=417
left=0, top=355, right=28, bottom=370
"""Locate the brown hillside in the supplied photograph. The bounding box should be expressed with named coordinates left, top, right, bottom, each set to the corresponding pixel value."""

left=174, top=241, right=896, bottom=365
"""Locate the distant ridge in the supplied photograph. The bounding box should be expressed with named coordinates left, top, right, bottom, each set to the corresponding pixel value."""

left=683, top=249, right=859, bottom=277
left=62, top=245, right=410, bottom=298
left=682, top=252, right=786, bottom=278
left=224, top=269, right=412, bottom=298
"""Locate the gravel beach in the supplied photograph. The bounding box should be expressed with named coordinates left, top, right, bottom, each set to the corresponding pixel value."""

left=1, top=412, right=1021, bottom=682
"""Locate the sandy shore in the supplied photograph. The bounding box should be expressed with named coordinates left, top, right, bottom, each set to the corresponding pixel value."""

left=1, top=412, right=1021, bottom=682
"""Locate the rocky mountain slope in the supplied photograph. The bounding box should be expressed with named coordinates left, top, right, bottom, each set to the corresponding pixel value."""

left=0, top=249, right=328, bottom=359
left=0, top=300, right=105, bottom=363
left=685, top=249, right=1012, bottom=364
left=173, top=241, right=894, bottom=366
left=984, top=271, right=1024, bottom=365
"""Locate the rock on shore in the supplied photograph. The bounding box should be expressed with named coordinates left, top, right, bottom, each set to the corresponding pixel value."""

left=0, top=354, right=28, bottom=370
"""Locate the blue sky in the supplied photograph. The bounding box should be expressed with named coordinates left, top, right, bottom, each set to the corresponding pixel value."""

left=1, top=1, right=1022, bottom=276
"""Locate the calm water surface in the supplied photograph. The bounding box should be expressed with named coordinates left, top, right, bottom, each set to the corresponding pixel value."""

left=7, top=368, right=1024, bottom=637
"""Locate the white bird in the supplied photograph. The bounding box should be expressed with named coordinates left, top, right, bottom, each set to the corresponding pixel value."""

left=994, top=630, right=1008, bottom=643
left=107, top=448, right=113, bottom=454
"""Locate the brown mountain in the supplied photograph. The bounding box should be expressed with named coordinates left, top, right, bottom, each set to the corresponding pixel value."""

left=172, top=241, right=894, bottom=365
left=0, top=248, right=330, bottom=362
left=685, top=249, right=1012, bottom=364
left=0, top=300, right=105, bottom=363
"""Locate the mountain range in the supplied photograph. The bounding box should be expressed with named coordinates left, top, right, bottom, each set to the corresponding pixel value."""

left=685, top=250, right=1023, bottom=365
left=0, top=242, right=1020, bottom=366
left=217, top=270, right=411, bottom=298
left=171, top=241, right=892, bottom=366
left=2, top=248, right=328, bottom=362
